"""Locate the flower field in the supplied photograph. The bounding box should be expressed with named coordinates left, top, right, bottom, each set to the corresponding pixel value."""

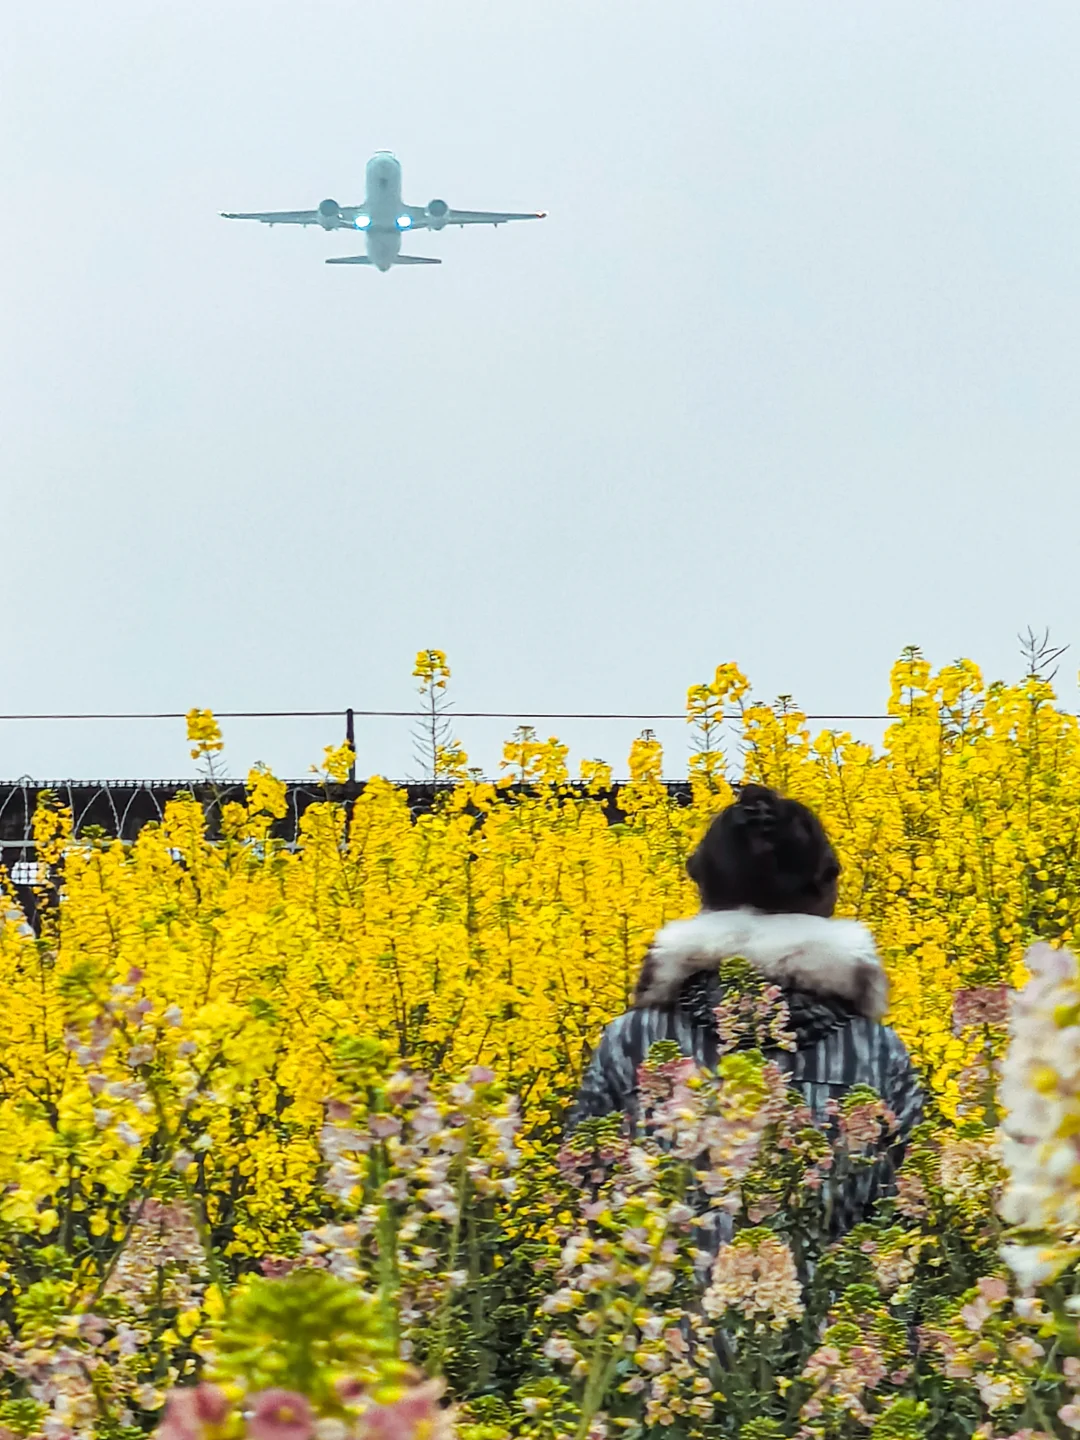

left=5, top=649, right=1080, bottom=1439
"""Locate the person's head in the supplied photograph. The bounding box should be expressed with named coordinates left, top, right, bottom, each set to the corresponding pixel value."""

left=687, top=784, right=840, bottom=917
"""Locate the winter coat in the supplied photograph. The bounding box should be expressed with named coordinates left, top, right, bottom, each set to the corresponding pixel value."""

left=569, top=908, right=924, bottom=1238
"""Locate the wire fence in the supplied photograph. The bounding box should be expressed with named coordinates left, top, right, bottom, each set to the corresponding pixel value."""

left=0, top=704, right=905, bottom=804
left=0, top=707, right=901, bottom=871
left=0, top=774, right=698, bottom=897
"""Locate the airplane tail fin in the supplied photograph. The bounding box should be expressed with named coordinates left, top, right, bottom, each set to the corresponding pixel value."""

left=391, top=255, right=441, bottom=265
left=326, top=255, right=373, bottom=265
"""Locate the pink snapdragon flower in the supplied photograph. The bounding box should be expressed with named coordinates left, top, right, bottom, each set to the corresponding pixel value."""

left=358, top=1381, right=450, bottom=1440
left=247, top=1390, right=314, bottom=1440
left=157, top=1384, right=230, bottom=1440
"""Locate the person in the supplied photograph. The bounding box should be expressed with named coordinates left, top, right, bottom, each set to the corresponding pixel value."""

left=569, top=783, right=924, bottom=1238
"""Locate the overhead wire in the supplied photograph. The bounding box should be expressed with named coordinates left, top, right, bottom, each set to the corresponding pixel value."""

left=0, top=708, right=896, bottom=723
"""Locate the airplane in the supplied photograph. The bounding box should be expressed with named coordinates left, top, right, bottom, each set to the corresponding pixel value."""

left=221, top=151, right=546, bottom=271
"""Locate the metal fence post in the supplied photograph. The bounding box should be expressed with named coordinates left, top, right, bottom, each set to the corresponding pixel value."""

left=345, top=708, right=356, bottom=784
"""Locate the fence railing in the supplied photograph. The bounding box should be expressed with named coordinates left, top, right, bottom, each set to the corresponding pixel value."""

left=0, top=775, right=699, bottom=879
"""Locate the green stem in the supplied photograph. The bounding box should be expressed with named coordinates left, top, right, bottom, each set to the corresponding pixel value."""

left=429, top=1118, right=473, bottom=1375
left=573, top=1211, right=680, bottom=1440
left=372, top=1144, right=401, bottom=1344
left=467, top=1204, right=492, bottom=1390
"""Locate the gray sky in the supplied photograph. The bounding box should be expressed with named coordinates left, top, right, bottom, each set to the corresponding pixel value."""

left=3, top=2, right=1079, bottom=782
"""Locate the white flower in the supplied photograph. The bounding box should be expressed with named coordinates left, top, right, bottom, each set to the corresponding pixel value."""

left=1007, top=1335, right=1046, bottom=1366
left=644, top=1267, right=675, bottom=1295
left=543, top=1335, right=578, bottom=1365
left=974, top=1372, right=1019, bottom=1412
left=999, top=944, right=1080, bottom=1280
left=1000, top=1243, right=1067, bottom=1292
left=115, top=1123, right=142, bottom=1147
left=1014, top=1294, right=1049, bottom=1321
left=541, top=1288, right=578, bottom=1315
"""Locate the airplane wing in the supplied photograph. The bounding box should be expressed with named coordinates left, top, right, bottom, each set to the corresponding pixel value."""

left=220, top=206, right=362, bottom=228
left=443, top=208, right=546, bottom=227
left=406, top=206, right=546, bottom=230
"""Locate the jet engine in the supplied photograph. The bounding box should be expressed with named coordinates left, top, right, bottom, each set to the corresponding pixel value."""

left=318, top=198, right=342, bottom=229
left=426, top=198, right=450, bottom=230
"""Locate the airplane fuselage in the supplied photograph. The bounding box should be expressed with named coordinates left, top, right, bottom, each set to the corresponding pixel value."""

left=361, top=152, right=406, bottom=271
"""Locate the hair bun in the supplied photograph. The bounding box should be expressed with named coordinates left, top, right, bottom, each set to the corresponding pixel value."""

left=735, top=785, right=779, bottom=837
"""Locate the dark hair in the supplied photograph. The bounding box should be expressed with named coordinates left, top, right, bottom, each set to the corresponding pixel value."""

left=687, top=784, right=840, bottom=916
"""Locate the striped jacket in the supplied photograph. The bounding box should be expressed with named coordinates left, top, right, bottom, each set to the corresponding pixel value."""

left=570, top=908, right=924, bottom=1238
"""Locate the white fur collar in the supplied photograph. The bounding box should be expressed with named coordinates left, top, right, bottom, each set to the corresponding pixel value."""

left=634, top=908, right=888, bottom=1020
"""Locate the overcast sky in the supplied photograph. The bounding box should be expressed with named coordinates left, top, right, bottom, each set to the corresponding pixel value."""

left=3, top=2, right=1079, bottom=782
